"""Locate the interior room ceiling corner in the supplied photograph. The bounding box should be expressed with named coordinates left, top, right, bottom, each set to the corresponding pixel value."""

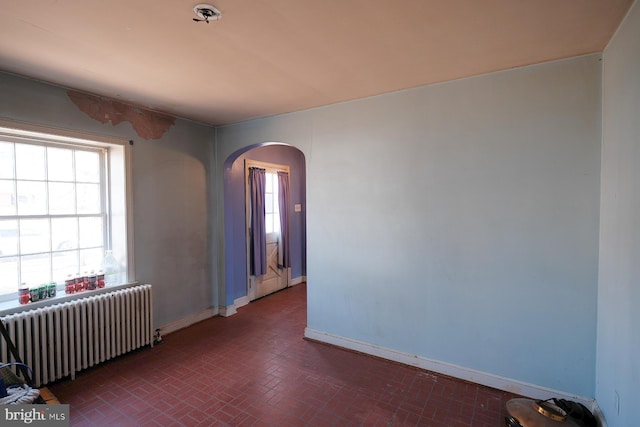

left=0, top=0, right=633, bottom=126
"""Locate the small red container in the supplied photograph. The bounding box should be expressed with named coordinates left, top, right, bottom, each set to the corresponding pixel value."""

left=75, top=276, right=84, bottom=292
left=65, top=279, right=75, bottom=294
left=18, top=286, right=30, bottom=304
left=88, top=272, right=97, bottom=290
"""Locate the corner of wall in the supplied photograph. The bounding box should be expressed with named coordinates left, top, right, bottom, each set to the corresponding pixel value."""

left=219, top=295, right=250, bottom=317
left=158, top=308, right=218, bottom=336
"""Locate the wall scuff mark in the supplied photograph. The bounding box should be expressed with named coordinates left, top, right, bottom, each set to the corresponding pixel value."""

left=68, top=91, right=176, bottom=140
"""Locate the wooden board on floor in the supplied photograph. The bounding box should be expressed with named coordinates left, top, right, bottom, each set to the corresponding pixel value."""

left=39, top=387, right=60, bottom=404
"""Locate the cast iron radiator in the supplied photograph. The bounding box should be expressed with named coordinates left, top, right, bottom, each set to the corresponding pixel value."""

left=0, top=284, right=153, bottom=387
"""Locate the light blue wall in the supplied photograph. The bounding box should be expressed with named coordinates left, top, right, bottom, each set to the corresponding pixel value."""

left=0, top=45, right=611, bottom=402
left=216, top=55, right=602, bottom=397
left=597, top=2, right=640, bottom=426
left=0, top=72, right=215, bottom=328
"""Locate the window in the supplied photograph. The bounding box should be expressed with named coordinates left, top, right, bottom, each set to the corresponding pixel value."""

left=264, top=172, right=280, bottom=234
left=0, top=119, right=132, bottom=302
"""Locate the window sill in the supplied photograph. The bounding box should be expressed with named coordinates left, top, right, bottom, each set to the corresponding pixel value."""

left=0, top=281, right=140, bottom=317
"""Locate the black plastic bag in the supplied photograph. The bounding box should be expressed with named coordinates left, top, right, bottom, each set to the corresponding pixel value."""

left=552, top=398, right=597, bottom=427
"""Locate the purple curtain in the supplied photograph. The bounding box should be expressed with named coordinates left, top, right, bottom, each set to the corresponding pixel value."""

left=250, top=167, right=266, bottom=276
left=277, top=171, right=291, bottom=269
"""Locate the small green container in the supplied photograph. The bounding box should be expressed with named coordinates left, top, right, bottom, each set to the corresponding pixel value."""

left=39, top=285, right=48, bottom=300
left=48, top=282, right=57, bottom=298
left=29, top=288, right=40, bottom=302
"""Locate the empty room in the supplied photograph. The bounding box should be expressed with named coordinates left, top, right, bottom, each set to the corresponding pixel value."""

left=0, top=1, right=638, bottom=426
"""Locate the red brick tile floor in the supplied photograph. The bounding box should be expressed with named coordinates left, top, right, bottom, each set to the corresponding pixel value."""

left=49, top=283, right=520, bottom=426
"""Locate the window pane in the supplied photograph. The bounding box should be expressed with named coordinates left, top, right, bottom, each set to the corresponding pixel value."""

left=47, top=147, right=74, bottom=182
left=0, top=179, right=16, bottom=216
left=79, top=248, right=103, bottom=273
left=0, top=133, right=121, bottom=300
left=273, top=213, right=280, bottom=234
left=0, top=257, right=19, bottom=293
left=52, top=217, right=78, bottom=251
left=53, top=250, right=79, bottom=281
left=49, top=182, right=76, bottom=215
left=0, top=142, right=14, bottom=179
left=265, top=193, right=273, bottom=214
left=77, top=183, right=101, bottom=214
left=21, top=253, right=51, bottom=286
left=0, top=219, right=19, bottom=256
left=75, top=151, right=100, bottom=183
left=273, top=193, right=279, bottom=214
left=17, top=180, right=47, bottom=215
left=265, top=213, right=274, bottom=234
left=79, top=216, right=103, bottom=249
left=265, top=173, right=273, bottom=193
left=20, top=219, right=50, bottom=254
left=15, top=144, right=45, bottom=180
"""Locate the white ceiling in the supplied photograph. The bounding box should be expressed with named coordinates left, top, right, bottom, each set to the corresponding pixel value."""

left=0, top=0, right=633, bottom=126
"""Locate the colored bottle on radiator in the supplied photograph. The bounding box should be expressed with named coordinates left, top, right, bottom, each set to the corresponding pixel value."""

left=88, top=271, right=97, bottom=290
left=65, top=276, right=75, bottom=294
left=18, top=284, right=29, bottom=304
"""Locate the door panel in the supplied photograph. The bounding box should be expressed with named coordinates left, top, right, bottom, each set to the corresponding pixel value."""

left=255, top=232, right=285, bottom=298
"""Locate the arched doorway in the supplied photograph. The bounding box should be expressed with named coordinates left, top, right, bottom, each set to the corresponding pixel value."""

left=221, top=142, right=306, bottom=315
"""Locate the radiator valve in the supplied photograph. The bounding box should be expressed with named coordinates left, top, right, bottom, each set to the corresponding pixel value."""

left=154, top=329, right=163, bottom=344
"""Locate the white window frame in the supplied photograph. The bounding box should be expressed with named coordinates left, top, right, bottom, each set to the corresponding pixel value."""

left=0, top=118, right=135, bottom=307
left=245, top=160, right=290, bottom=237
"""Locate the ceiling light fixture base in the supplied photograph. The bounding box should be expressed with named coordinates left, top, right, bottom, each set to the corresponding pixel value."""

left=193, top=4, right=222, bottom=24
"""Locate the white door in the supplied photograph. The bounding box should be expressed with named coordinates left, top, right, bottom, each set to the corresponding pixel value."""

left=246, top=163, right=290, bottom=301
left=255, top=231, right=286, bottom=298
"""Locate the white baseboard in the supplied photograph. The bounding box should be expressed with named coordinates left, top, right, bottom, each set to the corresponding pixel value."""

left=235, top=295, right=250, bottom=309
left=219, top=305, right=236, bottom=317
left=304, top=328, right=597, bottom=410
left=222, top=279, right=306, bottom=318
left=159, top=307, right=217, bottom=335
left=290, top=276, right=306, bottom=286
left=219, top=295, right=251, bottom=317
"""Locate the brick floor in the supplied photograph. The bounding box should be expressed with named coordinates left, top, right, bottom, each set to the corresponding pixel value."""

left=49, top=283, right=519, bottom=426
